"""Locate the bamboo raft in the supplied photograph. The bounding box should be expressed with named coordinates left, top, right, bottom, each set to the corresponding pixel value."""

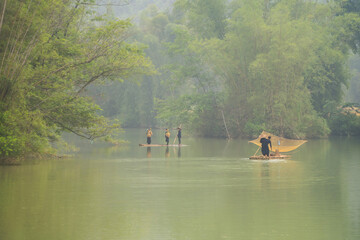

left=249, top=154, right=290, bottom=160
left=139, top=144, right=187, bottom=147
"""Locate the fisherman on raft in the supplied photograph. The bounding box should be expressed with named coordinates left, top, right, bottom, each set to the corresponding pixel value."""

left=260, top=134, right=272, bottom=157
left=177, top=127, right=182, bottom=145
left=146, top=128, right=153, bottom=144
left=165, top=129, right=170, bottom=145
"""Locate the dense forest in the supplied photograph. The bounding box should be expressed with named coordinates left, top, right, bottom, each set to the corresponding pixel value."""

left=98, top=0, right=360, bottom=137
left=1, top=0, right=360, bottom=160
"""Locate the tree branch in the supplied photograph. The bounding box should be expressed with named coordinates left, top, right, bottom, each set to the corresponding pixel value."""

left=45, top=116, right=94, bottom=140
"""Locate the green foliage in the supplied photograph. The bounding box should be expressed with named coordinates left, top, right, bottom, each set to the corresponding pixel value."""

left=133, top=0, right=354, bottom=138
left=174, top=0, right=227, bottom=39
left=336, top=0, right=360, bottom=53
left=93, top=0, right=359, bottom=138
left=2, top=0, right=356, bottom=159
left=304, top=47, right=349, bottom=115
left=328, top=111, right=360, bottom=136
left=0, top=105, right=51, bottom=157
left=155, top=93, right=226, bottom=137
left=345, top=55, right=360, bottom=103
left=339, top=0, right=360, bottom=13
left=155, top=94, right=201, bottom=130
left=243, top=122, right=266, bottom=138
left=0, top=136, right=19, bottom=156
left=0, top=0, right=154, bottom=159
left=212, top=0, right=335, bottom=138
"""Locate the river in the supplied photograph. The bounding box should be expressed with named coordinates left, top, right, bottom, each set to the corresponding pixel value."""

left=0, top=129, right=359, bottom=240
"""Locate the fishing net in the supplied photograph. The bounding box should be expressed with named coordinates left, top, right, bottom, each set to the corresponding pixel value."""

left=249, top=131, right=307, bottom=153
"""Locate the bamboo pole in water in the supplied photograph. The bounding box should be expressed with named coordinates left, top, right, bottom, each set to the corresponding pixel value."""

left=221, top=110, right=231, bottom=140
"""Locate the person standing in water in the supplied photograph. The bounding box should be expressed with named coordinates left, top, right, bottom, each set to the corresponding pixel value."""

left=146, top=128, right=153, bottom=144
left=177, top=127, right=182, bottom=145
left=260, top=135, right=272, bottom=157
left=165, top=129, right=170, bottom=145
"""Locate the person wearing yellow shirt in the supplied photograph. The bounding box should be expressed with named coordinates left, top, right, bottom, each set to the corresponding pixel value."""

left=165, top=129, right=170, bottom=145
left=146, top=128, right=153, bottom=144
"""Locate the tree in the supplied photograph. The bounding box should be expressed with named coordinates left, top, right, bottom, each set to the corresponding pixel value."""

left=208, top=0, right=335, bottom=138
left=335, top=0, right=360, bottom=53
left=0, top=0, right=154, bottom=159
left=173, top=0, right=227, bottom=39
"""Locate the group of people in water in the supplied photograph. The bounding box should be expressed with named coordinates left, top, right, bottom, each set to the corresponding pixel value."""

left=146, top=127, right=182, bottom=145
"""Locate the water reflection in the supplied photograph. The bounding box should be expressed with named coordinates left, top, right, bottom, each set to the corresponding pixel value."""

left=260, top=161, right=270, bottom=189
left=165, top=146, right=170, bottom=158
left=146, top=147, right=151, bottom=158
left=145, top=146, right=182, bottom=159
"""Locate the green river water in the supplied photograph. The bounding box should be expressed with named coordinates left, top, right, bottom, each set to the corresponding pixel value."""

left=0, top=129, right=360, bottom=240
